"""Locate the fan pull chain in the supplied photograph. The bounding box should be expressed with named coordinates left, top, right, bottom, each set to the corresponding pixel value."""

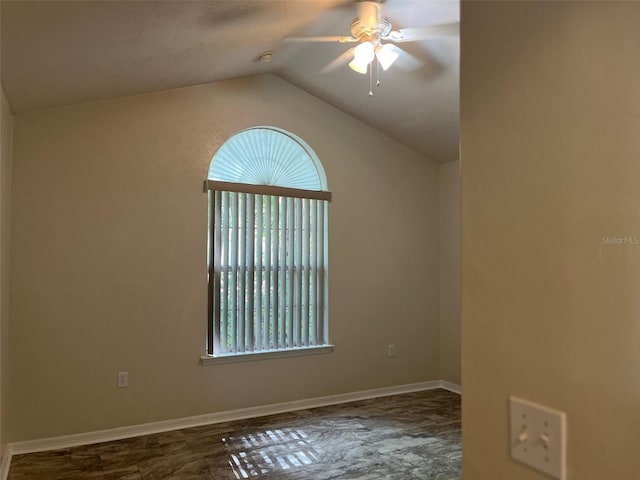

left=369, top=61, right=373, bottom=97
left=376, top=58, right=381, bottom=87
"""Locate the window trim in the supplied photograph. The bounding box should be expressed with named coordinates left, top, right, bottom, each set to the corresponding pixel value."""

left=200, top=345, right=334, bottom=365
left=205, top=180, right=332, bottom=202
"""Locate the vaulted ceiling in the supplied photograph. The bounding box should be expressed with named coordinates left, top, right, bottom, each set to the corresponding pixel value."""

left=0, top=0, right=459, bottom=162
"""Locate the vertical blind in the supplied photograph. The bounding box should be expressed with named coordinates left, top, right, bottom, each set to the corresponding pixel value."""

left=207, top=182, right=330, bottom=356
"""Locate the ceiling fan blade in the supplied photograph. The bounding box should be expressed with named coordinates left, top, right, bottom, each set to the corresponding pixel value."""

left=321, top=47, right=356, bottom=73
left=356, top=1, right=380, bottom=30
left=283, top=35, right=358, bottom=43
left=386, top=44, right=423, bottom=72
left=385, top=23, right=460, bottom=43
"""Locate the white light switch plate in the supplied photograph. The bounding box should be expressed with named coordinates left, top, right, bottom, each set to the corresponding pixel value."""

left=509, top=396, right=566, bottom=480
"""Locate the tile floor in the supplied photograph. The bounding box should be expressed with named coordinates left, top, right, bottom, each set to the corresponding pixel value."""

left=8, top=388, right=461, bottom=480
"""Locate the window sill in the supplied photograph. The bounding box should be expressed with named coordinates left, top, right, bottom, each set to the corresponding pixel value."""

left=200, top=345, right=334, bottom=365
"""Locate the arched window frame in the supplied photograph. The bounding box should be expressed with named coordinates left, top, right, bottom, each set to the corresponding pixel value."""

left=202, top=127, right=332, bottom=364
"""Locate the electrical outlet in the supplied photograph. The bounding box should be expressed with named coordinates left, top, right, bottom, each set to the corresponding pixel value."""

left=117, top=371, right=128, bottom=388
left=388, top=344, right=395, bottom=357
left=509, top=396, right=566, bottom=480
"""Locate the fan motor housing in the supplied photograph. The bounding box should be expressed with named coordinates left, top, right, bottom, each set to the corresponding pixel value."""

left=350, top=16, right=392, bottom=40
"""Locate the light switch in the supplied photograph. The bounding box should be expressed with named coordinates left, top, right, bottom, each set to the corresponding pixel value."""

left=509, top=396, right=566, bottom=480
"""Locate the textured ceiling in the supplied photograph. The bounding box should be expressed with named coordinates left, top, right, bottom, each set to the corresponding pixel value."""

left=0, top=0, right=459, bottom=162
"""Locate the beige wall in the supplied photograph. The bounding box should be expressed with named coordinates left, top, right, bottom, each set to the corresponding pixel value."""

left=462, top=2, right=640, bottom=479
left=438, top=161, right=460, bottom=385
left=0, top=85, right=14, bottom=459
left=8, top=74, right=440, bottom=442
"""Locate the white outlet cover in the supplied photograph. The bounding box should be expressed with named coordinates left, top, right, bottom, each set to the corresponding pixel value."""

left=117, top=371, right=128, bottom=388
left=509, top=396, right=566, bottom=480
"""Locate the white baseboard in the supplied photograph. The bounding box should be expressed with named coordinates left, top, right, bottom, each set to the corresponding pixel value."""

left=0, top=449, right=11, bottom=480
left=440, top=380, right=462, bottom=394
left=0, top=379, right=461, bottom=479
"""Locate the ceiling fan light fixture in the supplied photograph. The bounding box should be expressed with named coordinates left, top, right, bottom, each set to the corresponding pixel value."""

left=376, top=44, right=399, bottom=71
left=349, top=41, right=374, bottom=74
left=348, top=58, right=369, bottom=74
left=353, top=41, right=375, bottom=63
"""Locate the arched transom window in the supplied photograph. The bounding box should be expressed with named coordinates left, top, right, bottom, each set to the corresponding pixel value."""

left=203, top=127, right=332, bottom=363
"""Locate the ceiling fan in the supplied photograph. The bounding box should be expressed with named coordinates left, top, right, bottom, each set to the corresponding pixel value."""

left=283, top=0, right=458, bottom=82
